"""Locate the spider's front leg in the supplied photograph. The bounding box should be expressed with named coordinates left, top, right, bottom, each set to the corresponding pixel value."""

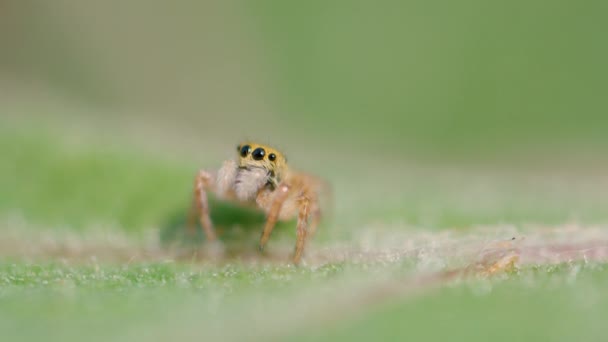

left=189, top=170, right=217, bottom=241
left=258, top=182, right=318, bottom=264
left=258, top=183, right=291, bottom=251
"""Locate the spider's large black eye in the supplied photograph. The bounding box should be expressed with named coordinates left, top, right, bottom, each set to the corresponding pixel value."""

left=240, top=145, right=251, bottom=157
left=252, top=147, right=265, bottom=160
left=268, top=153, right=276, bottom=161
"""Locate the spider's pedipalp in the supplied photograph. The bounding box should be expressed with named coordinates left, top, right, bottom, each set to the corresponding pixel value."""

left=235, top=167, right=269, bottom=201
left=215, top=160, right=238, bottom=198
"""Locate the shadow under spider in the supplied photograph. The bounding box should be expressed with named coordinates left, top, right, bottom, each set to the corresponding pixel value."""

left=160, top=196, right=295, bottom=258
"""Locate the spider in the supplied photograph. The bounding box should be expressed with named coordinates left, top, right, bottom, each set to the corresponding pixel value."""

left=188, top=142, right=327, bottom=264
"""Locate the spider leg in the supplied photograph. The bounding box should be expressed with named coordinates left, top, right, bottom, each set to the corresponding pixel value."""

left=307, top=201, right=321, bottom=238
left=293, top=196, right=311, bottom=265
left=190, top=170, right=217, bottom=241
left=259, top=184, right=290, bottom=251
left=307, top=178, right=331, bottom=238
left=186, top=197, right=199, bottom=235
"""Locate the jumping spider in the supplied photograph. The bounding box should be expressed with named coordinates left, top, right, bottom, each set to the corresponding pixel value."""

left=189, top=142, right=327, bottom=264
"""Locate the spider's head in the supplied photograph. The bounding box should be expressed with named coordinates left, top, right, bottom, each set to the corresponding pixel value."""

left=236, top=142, right=287, bottom=188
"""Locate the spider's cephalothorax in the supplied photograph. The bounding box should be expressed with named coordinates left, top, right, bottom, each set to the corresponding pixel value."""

left=189, top=142, right=326, bottom=264
left=236, top=143, right=287, bottom=194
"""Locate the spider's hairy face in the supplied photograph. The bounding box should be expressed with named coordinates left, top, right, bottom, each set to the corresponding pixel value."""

left=231, top=142, right=287, bottom=200
left=237, top=143, right=287, bottom=182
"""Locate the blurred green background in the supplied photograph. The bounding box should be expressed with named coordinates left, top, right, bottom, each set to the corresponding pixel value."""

left=3, top=0, right=607, bottom=157
left=2, top=2, right=608, bottom=341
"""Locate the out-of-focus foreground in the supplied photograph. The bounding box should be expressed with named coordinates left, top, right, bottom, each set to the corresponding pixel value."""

left=1, top=1, right=608, bottom=341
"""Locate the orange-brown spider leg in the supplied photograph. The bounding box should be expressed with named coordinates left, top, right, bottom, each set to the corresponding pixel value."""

left=293, top=196, right=311, bottom=264
left=186, top=197, right=199, bottom=236
left=259, top=184, right=290, bottom=251
left=191, top=170, right=217, bottom=241
left=307, top=202, right=321, bottom=238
